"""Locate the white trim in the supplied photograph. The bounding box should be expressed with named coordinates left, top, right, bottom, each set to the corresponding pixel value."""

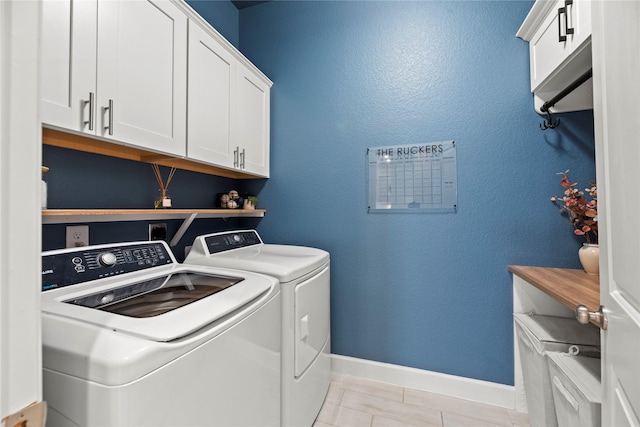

left=0, top=0, right=43, bottom=418
left=173, top=0, right=272, bottom=86
left=516, top=0, right=557, bottom=42
left=331, top=354, right=517, bottom=410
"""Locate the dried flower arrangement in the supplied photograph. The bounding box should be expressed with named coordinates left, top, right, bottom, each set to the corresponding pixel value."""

left=550, top=170, right=598, bottom=244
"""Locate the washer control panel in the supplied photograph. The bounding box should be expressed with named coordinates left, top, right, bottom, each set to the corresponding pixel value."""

left=42, top=242, right=173, bottom=291
left=204, top=230, right=262, bottom=254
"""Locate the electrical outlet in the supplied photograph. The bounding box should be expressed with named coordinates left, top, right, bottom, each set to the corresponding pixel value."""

left=66, top=225, right=89, bottom=248
left=149, top=223, right=168, bottom=241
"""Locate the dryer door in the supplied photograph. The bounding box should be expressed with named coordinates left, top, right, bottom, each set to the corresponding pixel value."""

left=294, top=265, right=330, bottom=377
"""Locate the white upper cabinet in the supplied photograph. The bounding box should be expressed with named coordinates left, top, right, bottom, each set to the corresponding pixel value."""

left=97, top=1, right=187, bottom=156
left=41, top=0, right=98, bottom=133
left=186, top=14, right=272, bottom=178
left=236, top=64, right=270, bottom=177
left=41, top=0, right=187, bottom=157
left=187, top=20, right=236, bottom=169
left=527, top=0, right=591, bottom=91
left=41, top=0, right=271, bottom=178
left=517, top=0, right=593, bottom=113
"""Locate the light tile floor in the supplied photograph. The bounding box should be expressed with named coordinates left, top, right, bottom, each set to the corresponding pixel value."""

left=314, top=375, right=530, bottom=427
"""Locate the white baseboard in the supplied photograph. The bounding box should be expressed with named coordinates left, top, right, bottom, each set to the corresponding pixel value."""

left=330, top=354, right=516, bottom=410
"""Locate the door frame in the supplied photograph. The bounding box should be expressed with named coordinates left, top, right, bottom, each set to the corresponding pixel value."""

left=0, top=0, right=43, bottom=417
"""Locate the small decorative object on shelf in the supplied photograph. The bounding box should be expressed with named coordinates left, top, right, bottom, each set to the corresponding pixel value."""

left=244, top=195, right=258, bottom=210
left=219, top=189, right=243, bottom=209
left=578, top=244, right=600, bottom=275
left=551, top=170, right=599, bottom=274
left=152, top=164, right=176, bottom=209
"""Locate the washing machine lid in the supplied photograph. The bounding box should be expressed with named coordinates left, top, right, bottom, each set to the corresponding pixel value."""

left=42, top=267, right=274, bottom=342
left=42, top=242, right=277, bottom=342
left=186, top=230, right=329, bottom=283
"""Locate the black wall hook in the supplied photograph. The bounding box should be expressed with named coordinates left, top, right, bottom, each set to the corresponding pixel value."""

left=540, top=110, right=560, bottom=130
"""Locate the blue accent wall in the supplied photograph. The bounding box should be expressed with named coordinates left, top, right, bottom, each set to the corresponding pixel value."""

left=236, top=1, right=596, bottom=385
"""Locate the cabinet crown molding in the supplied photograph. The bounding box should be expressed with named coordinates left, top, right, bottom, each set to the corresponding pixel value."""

left=516, top=0, right=557, bottom=42
left=174, top=0, right=272, bottom=87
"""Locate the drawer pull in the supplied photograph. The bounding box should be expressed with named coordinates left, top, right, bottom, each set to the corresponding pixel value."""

left=558, top=0, right=575, bottom=43
left=565, top=0, right=575, bottom=36
left=558, top=5, right=567, bottom=42
left=104, top=99, right=114, bottom=136
left=83, top=92, right=95, bottom=131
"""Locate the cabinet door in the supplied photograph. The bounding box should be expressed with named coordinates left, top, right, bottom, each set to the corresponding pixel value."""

left=529, top=0, right=572, bottom=90
left=96, top=0, right=187, bottom=156
left=236, top=64, right=270, bottom=177
left=529, top=0, right=592, bottom=92
left=41, top=0, right=97, bottom=132
left=566, top=0, right=591, bottom=52
left=186, top=21, right=235, bottom=168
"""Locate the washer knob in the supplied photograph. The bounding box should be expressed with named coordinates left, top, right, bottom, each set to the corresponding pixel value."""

left=98, top=252, right=117, bottom=267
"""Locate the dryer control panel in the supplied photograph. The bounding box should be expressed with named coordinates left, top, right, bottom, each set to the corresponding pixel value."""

left=42, top=242, right=173, bottom=291
left=204, top=230, right=262, bottom=254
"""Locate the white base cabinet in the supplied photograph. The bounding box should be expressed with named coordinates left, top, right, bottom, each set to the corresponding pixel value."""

left=41, top=0, right=187, bottom=157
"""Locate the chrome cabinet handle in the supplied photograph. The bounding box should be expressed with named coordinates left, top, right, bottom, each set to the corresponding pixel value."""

left=576, top=304, right=608, bottom=330
left=233, top=146, right=239, bottom=167
left=84, top=92, right=95, bottom=130
left=104, top=99, right=113, bottom=136
left=240, top=148, right=246, bottom=169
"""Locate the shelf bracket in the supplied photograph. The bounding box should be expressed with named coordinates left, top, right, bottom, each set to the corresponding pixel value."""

left=170, top=213, right=199, bottom=247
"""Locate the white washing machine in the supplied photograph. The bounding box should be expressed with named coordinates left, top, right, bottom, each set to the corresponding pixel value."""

left=41, top=240, right=281, bottom=427
left=184, top=230, right=331, bottom=427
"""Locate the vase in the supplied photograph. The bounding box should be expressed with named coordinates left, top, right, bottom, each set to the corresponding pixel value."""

left=578, top=243, right=599, bottom=275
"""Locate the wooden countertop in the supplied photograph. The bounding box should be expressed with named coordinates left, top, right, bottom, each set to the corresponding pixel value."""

left=508, top=265, right=600, bottom=313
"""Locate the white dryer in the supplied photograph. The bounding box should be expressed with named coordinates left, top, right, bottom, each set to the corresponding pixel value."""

left=41, top=240, right=281, bottom=427
left=185, top=230, right=331, bottom=427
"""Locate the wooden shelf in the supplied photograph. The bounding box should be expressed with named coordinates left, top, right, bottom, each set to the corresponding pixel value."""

left=42, top=209, right=265, bottom=224
left=508, top=265, right=600, bottom=315
left=42, top=209, right=266, bottom=246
